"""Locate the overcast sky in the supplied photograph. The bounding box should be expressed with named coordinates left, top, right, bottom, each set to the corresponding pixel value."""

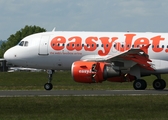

left=0, top=0, right=168, bottom=40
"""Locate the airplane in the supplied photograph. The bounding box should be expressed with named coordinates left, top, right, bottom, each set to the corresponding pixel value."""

left=3, top=30, right=168, bottom=90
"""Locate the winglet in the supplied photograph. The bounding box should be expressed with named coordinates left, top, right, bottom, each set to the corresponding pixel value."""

left=140, top=44, right=151, bottom=54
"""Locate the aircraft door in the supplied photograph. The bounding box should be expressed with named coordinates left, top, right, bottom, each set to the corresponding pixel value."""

left=38, top=36, right=50, bottom=55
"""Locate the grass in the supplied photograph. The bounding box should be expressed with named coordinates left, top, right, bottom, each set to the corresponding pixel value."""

left=0, top=96, right=168, bottom=120
left=0, top=71, right=168, bottom=119
left=0, top=71, right=168, bottom=90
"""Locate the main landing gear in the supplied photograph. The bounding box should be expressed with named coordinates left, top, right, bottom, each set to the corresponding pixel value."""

left=133, top=74, right=166, bottom=90
left=152, top=74, right=166, bottom=90
left=44, top=70, right=54, bottom=91
left=133, top=79, right=147, bottom=90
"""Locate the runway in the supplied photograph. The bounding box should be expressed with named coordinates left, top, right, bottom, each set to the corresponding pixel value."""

left=0, top=90, right=168, bottom=97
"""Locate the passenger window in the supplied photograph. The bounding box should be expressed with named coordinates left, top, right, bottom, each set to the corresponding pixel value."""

left=18, top=41, right=24, bottom=46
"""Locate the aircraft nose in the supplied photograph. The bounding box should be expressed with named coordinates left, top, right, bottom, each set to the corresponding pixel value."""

left=4, top=47, right=26, bottom=66
left=4, top=49, right=10, bottom=60
left=4, top=48, right=15, bottom=61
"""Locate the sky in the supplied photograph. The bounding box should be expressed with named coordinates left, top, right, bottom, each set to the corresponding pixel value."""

left=1, top=0, right=168, bottom=40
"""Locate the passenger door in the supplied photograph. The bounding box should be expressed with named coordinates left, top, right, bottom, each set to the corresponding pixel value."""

left=38, top=35, right=50, bottom=55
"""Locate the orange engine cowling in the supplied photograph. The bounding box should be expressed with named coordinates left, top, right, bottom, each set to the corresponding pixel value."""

left=71, top=61, right=120, bottom=83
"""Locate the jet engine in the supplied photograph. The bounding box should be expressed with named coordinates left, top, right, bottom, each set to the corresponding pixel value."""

left=71, top=61, right=120, bottom=83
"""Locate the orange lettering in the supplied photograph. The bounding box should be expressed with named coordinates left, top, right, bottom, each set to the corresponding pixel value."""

left=66, top=36, right=82, bottom=51
left=50, top=36, right=66, bottom=50
left=50, top=34, right=166, bottom=55
left=84, top=37, right=98, bottom=51
left=115, top=34, right=136, bottom=52
left=165, top=49, right=168, bottom=53
left=134, top=37, right=149, bottom=47
left=98, top=37, right=118, bottom=56
left=150, top=35, right=164, bottom=52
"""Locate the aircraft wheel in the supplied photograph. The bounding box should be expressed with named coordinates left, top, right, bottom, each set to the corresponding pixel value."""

left=44, top=83, right=53, bottom=90
left=133, top=79, right=147, bottom=90
left=153, top=79, right=166, bottom=90
left=161, top=79, right=166, bottom=89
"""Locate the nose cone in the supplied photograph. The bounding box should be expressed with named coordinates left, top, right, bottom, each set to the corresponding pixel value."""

left=4, top=49, right=11, bottom=60
left=4, top=47, right=22, bottom=66
left=4, top=47, right=16, bottom=62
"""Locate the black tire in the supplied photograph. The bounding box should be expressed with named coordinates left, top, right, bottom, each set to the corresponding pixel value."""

left=142, top=80, right=147, bottom=90
left=133, top=79, right=147, bottom=90
left=44, top=83, right=53, bottom=90
left=153, top=79, right=166, bottom=90
left=161, top=79, right=166, bottom=89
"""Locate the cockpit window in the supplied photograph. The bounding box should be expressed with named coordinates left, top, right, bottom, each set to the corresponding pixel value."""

left=18, top=41, right=29, bottom=47
left=24, top=41, right=28, bottom=46
left=18, top=41, right=24, bottom=46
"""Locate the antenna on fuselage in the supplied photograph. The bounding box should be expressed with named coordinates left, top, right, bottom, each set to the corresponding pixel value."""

left=52, top=27, right=56, bottom=32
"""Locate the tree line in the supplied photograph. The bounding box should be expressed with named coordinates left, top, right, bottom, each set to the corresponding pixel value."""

left=0, top=25, right=46, bottom=58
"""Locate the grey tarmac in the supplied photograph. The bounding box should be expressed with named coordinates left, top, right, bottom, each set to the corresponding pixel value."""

left=0, top=89, right=168, bottom=97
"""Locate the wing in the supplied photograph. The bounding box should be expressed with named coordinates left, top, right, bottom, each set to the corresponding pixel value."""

left=81, top=44, right=154, bottom=71
left=107, top=44, right=154, bottom=71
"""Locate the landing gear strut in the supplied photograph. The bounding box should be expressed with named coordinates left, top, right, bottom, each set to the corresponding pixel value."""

left=44, top=70, right=54, bottom=90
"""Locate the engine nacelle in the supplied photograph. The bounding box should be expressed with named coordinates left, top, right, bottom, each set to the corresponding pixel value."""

left=71, top=61, right=120, bottom=83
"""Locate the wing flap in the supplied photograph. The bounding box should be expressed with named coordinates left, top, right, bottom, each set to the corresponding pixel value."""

left=121, top=54, right=154, bottom=71
left=111, top=44, right=154, bottom=71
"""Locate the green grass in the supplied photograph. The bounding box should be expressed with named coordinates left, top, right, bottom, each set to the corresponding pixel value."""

left=0, top=96, right=168, bottom=120
left=0, top=71, right=168, bottom=120
left=0, top=71, right=168, bottom=90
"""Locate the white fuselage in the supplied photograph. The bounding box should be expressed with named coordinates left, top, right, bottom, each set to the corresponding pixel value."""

left=4, top=31, right=168, bottom=74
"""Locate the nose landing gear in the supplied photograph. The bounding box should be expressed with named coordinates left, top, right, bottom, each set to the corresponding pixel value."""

left=44, top=70, right=54, bottom=90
